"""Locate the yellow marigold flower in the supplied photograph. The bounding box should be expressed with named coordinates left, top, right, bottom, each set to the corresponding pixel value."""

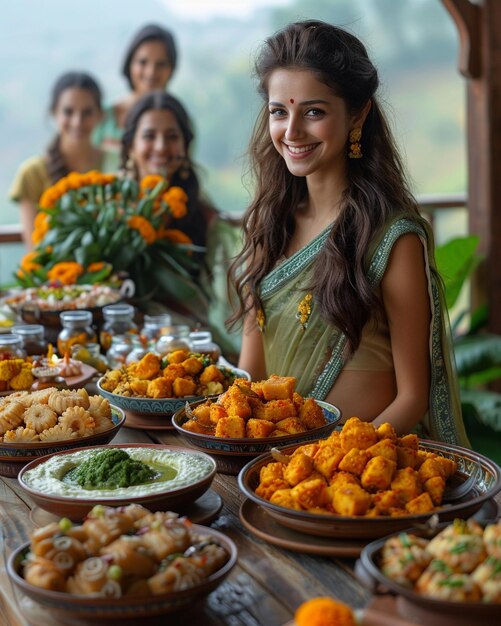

left=140, top=175, right=164, bottom=190
left=47, top=261, right=84, bottom=286
left=162, top=186, right=188, bottom=218
left=295, top=598, right=356, bottom=626
left=101, top=174, right=116, bottom=185
left=32, top=212, right=50, bottom=245
left=20, top=251, right=42, bottom=273
left=87, top=261, right=105, bottom=272
left=39, top=187, right=58, bottom=209
left=127, top=215, right=156, bottom=245
left=159, top=228, right=192, bottom=245
left=66, top=171, right=84, bottom=190
left=54, top=178, right=69, bottom=196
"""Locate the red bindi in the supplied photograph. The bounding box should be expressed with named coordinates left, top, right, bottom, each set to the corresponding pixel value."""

left=290, top=98, right=294, bottom=104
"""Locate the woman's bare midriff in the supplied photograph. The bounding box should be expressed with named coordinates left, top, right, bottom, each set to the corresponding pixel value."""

left=325, top=369, right=397, bottom=422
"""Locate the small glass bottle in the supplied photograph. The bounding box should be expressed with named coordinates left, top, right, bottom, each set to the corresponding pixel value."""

left=141, top=313, right=172, bottom=343
left=100, top=303, right=138, bottom=351
left=71, top=342, right=109, bottom=374
left=126, top=334, right=152, bottom=364
left=11, top=324, right=47, bottom=356
left=0, top=334, right=26, bottom=359
left=57, top=311, right=97, bottom=356
left=106, top=335, right=133, bottom=369
left=155, top=324, right=192, bottom=356
left=189, top=331, right=221, bottom=361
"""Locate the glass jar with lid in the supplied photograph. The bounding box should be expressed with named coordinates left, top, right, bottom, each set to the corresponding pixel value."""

left=140, top=313, right=172, bottom=343
left=57, top=311, right=97, bottom=356
left=189, top=331, right=221, bottom=361
left=11, top=324, right=47, bottom=356
left=71, top=342, right=109, bottom=375
left=125, top=334, right=152, bottom=365
left=100, top=303, right=138, bottom=351
left=0, top=334, right=26, bottom=359
left=155, top=324, right=192, bottom=356
left=106, top=335, right=133, bottom=369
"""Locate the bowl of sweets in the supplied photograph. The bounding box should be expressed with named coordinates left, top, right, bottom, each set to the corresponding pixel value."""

left=237, top=416, right=501, bottom=539
left=7, top=504, right=237, bottom=625
left=172, top=375, right=341, bottom=474
left=0, top=387, right=124, bottom=477
left=357, top=517, right=501, bottom=626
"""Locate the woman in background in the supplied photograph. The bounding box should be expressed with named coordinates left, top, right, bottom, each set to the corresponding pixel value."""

left=122, top=91, right=241, bottom=359
left=229, top=20, right=469, bottom=445
left=9, top=71, right=110, bottom=249
left=93, top=24, right=177, bottom=157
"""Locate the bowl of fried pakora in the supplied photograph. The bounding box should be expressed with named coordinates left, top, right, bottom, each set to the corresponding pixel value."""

left=0, top=387, right=125, bottom=477
left=171, top=375, right=341, bottom=474
left=357, top=517, right=501, bottom=625
left=238, top=416, right=501, bottom=539
left=97, top=350, right=248, bottom=419
left=7, top=504, right=237, bottom=624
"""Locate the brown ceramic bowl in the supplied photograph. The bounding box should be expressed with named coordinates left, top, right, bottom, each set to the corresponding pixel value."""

left=7, top=525, right=237, bottom=625
left=172, top=399, right=342, bottom=475
left=18, top=444, right=217, bottom=520
left=357, top=521, right=500, bottom=626
left=0, top=406, right=125, bottom=478
left=238, top=439, right=501, bottom=539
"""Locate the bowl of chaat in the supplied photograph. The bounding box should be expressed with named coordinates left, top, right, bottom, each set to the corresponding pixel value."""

left=7, top=504, right=237, bottom=624
left=237, top=416, right=501, bottom=539
left=357, top=517, right=501, bottom=625
left=0, top=387, right=125, bottom=477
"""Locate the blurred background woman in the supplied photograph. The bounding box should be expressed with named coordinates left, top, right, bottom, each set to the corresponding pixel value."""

left=93, top=24, right=177, bottom=158
left=9, top=71, right=110, bottom=249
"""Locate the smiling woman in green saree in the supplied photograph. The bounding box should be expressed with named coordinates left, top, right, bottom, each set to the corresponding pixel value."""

left=229, top=20, right=469, bottom=446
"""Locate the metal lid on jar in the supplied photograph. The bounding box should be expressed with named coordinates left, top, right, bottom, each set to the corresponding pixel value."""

left=143, top=313, right=172, bottom=327
left=11, top=324, right=45, bottom=337
left=60, top=310, right=93, bottom=325
left=103, top=303, right=135, bottom=320
left=0, top=334, right=23, bottom=346
left=189, top=331, right=213, bottom=344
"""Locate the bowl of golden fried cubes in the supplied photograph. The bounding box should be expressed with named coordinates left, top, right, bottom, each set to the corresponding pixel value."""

left=171, top=375, right=341, bottom=474
left=97, top=350, right=248, bottom=418
left=238, top=417, right=501, bottom=539
left=357, top=518, right=501, bottom=625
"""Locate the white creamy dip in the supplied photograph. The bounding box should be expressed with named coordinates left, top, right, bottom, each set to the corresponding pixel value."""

left=22, top=447, right=214, bottom=498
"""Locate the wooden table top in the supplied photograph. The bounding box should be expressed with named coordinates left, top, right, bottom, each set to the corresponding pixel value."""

left=0, top=413, right=499, bottom=626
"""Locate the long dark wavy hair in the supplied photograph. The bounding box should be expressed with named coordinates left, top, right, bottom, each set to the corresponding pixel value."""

left=121, top=91, right=215, bottom=247
left=45, top=72, right=102, bottom=184
left=228, top=20, right=424, bottom=353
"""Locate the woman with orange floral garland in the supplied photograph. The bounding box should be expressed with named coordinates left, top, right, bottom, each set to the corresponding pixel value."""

left=9, top=72, right=115, bottom=250
left=122, top=91, right=242, bottom=356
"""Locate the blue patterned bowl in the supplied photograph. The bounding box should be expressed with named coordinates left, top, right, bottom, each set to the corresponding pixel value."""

left=96, top=365, right=250, bottom=418
left=0, top=406, right=125, bottom=478
left=7, top=524, right=237, bottom=624
left=171, top=399, right=341, bottom=474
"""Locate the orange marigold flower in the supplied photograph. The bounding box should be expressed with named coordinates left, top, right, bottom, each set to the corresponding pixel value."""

left=32, top=212, right=50, bottom=245
left=295, top=598, right=356, bottom=626
left=39, top=187, right=58, bottom=210
left=140, top=175, right=164, bottom=190
left=159, top=228, right=192, bottom=245
left=47, top=262, right=84, bottom=286
left=87, top=261, right=105, bottom=272
left=20, top=251, right=42, bottom=273
left=162, top=186, right=188, bottom=218
left=66, top=171, right=84, bottom=190
left=127, top=215, right=156, bottom=245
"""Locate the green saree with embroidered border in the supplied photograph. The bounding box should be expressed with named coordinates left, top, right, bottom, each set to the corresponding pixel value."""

left=258, top=216, right=470, bottom=447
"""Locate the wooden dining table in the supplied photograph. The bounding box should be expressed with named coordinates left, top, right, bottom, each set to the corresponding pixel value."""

left=0, top=395, right=499, bottom=626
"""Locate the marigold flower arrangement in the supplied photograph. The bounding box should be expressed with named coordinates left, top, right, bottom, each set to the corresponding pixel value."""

left=16, top=171, right=204, bottom=302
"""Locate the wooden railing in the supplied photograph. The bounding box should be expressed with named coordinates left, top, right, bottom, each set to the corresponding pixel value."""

left=0, top=192, right=468, bottom=247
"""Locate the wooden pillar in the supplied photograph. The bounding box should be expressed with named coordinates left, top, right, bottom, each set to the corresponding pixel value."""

left=442, top=0, right=501, bottom=330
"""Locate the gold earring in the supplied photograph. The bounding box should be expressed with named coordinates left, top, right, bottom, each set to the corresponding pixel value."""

left=348, top=128, right=362, bottom=159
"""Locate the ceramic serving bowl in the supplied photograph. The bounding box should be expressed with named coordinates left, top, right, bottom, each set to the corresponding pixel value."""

left=7, top=525, right=237, bottom=625
left=172, top=399, right=342, bottom=475
left=17, top=443, right=217, bottom=520
left=238, top=440, right=501, bottom=540
left=96, top=364, right=251, bottom=419
left=357, top=521, right=500, bottom=626
left=0, top=406, right=125, bottom=478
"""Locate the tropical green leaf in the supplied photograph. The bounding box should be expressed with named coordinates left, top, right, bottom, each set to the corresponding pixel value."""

left=435, top=235, right=482, bottom=308
left=461, top=390, right=501, bottom=432
left=454, top=334, right=501, bottom=377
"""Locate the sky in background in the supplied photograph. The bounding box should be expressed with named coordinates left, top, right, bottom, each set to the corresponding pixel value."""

left=159, top=0, right=292, bottom=20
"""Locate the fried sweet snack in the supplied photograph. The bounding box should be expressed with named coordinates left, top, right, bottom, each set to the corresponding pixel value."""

left=100, top=351, right=235, bottom=399
left=181, top=375, right=328, bottom=439
left=254, top=416, right=459, bottom=517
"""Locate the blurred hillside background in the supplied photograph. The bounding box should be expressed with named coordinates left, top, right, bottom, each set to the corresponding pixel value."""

left=0, top=0, right=466, bottom=284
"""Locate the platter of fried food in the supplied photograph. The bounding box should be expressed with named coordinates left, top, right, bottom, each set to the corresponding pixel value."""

left=358, top=517, right=501, bottom=625
left=238, top=417, right=501, bottom=539
left=0, top=387, right=124, bottom=477
left=7, top=504, right=237, bottom=623
left=97, top=350, right=249, bottom=416
left=172, top=375, right=341, bottom=456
